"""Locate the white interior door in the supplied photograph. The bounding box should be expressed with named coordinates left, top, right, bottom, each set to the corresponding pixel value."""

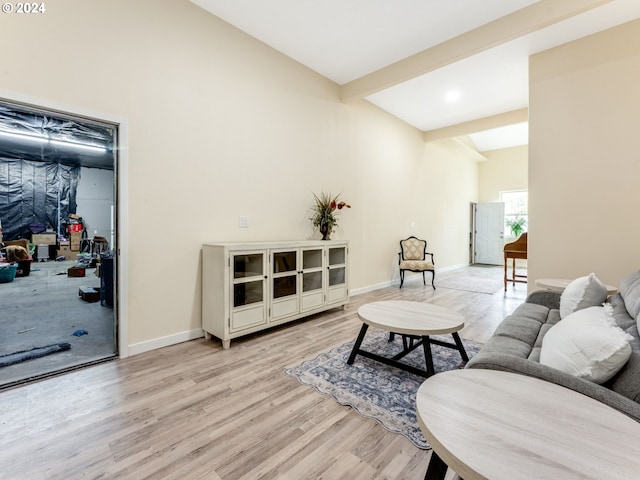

left=474, top=202, right=504, bottom=265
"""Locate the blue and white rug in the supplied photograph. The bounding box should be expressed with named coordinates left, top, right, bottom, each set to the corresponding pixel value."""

left=284, top=329, right=481, bottom=449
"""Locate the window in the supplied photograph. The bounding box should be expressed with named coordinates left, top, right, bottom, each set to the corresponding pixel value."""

left=500, top=190, right=528, bottom=239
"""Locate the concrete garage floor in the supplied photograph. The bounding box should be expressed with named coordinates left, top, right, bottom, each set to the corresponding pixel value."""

left=0, top=259, right=115, bottom=388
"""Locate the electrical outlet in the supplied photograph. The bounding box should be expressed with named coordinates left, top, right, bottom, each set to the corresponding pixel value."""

left=239, top=216, right=249, bottom=228
left=410, top=221, right=416, bottom=228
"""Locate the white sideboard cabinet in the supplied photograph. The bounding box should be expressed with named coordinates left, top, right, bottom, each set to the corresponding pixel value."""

left=202, top=240, right=349, bottom=348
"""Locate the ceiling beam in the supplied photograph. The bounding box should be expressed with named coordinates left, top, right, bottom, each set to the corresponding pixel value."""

left=451, top=138, right=488, bottom=162
left=423, top=108, right=528, bottom=143
left=340, top=0, right=615, bottom=103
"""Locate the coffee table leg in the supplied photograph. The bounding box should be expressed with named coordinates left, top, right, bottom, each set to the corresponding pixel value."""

left=347, top=324, right=369, bottom=365
left=421, top=335, right=435, bottom=376
left=452, top=332, right=469, bottom=363
left=424, top=450, right=448, bottom=480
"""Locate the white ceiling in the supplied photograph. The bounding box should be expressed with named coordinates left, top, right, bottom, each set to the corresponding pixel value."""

left=191, top=0, right=640, bottom=152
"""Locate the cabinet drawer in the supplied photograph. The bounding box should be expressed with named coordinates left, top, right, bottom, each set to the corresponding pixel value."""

left=301, top=291, right=324, bottom=311
left=327, top=286, right=348, bottom=304
left=231, top=305, right=266, bottom=332
left=272, top=297, right=298, bottom=320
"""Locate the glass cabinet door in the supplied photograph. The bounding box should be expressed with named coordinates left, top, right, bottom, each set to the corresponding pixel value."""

left=272, top=250, right=297, bottom=299
left=232, top=252, right=265, bottom=307
left=302, top=248, right=323, bottom=293
left=233, top=253, right=264, bottom=279
left=233, top=280, right=264, bottom=307
left=328, top=246, right=346, bottom=287
left=230, top=250, right=267, bottom=332
left=326, top=245, right=348, bottom=305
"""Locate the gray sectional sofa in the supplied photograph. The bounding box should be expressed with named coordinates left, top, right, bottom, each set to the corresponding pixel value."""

left=466, top=273, right=640, bottom=422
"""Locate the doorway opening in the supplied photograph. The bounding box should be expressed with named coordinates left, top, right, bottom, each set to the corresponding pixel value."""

left=471, top=202, right=505, bottom=265
left=0, top=99, right=118, bottom=388
left=501, top=190, right=528, bottom=240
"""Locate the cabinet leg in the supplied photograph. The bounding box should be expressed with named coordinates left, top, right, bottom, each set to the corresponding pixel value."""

left=203, top=331, right=211, bottom=340
left=222, top=339, right=231, bottom=349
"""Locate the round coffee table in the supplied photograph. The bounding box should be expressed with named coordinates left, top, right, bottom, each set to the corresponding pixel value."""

left=416, top=369, right=640, bottom=479
left=347, top=300, right=468, bottom=377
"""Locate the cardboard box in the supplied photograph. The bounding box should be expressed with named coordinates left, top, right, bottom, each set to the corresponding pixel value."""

left=56, top=244, right=78, bottom=261
left=78, top=286, right=100, bottom=303
left=32, top=233, right=57, bottom=245
left=68, top=266, right=85, bottom=277
left=70, top=232, right=82, bottom=251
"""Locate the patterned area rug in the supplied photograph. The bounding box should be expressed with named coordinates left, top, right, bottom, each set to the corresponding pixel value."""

left=284, top=329, right=481, bottom=449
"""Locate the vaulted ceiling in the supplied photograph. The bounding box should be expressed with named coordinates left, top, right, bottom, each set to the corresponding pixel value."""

left=191, top=0, right=640, bottom=152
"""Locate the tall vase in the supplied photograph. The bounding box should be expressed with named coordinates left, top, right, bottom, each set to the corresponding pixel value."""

left=319, top=222, right=330, bottom=240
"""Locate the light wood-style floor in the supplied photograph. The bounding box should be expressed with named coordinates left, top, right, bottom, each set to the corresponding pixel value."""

left=0, top=266, right=527, bottom=480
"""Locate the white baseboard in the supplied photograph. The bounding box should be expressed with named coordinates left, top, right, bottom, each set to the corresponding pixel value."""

left=438, top=263, right=472, bottom=274
left=350, top=279, right=396, bottom=296
left=350, top=263, right=471, bottom=297
left=128, top=328, right=204, bottom=356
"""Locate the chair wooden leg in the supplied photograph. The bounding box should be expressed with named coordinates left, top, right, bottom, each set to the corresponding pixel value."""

left=399, top=270, right=404, bottom=288
left=422, top=271, right=426, bottom=286
left=431, top=270, right=436, bottom=290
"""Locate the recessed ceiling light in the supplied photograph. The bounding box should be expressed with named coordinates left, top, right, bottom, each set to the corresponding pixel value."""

left=445, top=90, right=461, bottom=102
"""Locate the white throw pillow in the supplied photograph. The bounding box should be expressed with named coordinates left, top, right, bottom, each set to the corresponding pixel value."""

left=559, top=273, right=607, bottom=319
left=540, top=305, right=633, bottom=384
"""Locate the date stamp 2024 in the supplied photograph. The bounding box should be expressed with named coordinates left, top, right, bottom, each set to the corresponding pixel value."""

left=2, top=2, right=46, bottom=14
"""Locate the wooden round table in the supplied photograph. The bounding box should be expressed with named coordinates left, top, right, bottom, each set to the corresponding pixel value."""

left=347, top=300, right=468, bottom=377
left=535, top=278, right=618, bottom=295
left=416, top=368, right=640, bottom=479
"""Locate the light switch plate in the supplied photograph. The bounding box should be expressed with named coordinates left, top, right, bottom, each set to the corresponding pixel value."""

left=239, top=216, right=249, bottom=228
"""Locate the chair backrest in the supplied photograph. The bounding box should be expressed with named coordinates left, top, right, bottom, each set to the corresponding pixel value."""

left=400, top=236, right=427, bottom=261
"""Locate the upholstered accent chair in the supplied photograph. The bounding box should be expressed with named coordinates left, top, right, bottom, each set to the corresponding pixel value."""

left=398, top=236, right=435, bottom=289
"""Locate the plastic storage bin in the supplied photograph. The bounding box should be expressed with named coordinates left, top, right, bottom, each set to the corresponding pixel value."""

left=0, top=264, right=18, bottom=283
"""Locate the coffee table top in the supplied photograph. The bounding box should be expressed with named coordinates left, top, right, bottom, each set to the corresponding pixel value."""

left=416, top=369, right=640, bottom=480
left=535, top=278, right=618, bottom=295
left=357, top=300, right=464, bottom=336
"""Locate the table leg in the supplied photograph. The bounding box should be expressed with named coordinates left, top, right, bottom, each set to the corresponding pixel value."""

left=347, top=324, right=369, bottom=365
left=421, top=335, right=435, bottom=376
left=504, top=255, right=508, bottom=291
left=424, top=451, right=448, bottom=480
left=452, top=332, right=469, bottom=363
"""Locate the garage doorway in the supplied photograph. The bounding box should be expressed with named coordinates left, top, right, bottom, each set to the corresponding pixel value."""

left=0, top=99, right=119, bottom=388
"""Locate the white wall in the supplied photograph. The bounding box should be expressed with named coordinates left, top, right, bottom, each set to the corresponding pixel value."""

left=529, top=19, right=640, bottom=288
left=478, top=145, right=528, bottom=203
left=0, top=0, right=479, bottom=351
left=76, top=167, right=114, bottom=240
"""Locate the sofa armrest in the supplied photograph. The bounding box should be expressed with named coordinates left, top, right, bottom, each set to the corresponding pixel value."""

left=466, top=352, right=640, bottom=423
left=525, top=290, right=561, bottom=310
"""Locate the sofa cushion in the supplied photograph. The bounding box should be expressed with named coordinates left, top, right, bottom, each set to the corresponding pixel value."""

left=479, top=335, right=533, bottom=359
left=609, top=293, right=637, bottom=331
left=485, top=303, right=552, bottom=361
left=540, top=305, right=633, bottom=384
left=559, top=273, right=607, bottom=319
left=619, top=270, right=640, bottom=320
